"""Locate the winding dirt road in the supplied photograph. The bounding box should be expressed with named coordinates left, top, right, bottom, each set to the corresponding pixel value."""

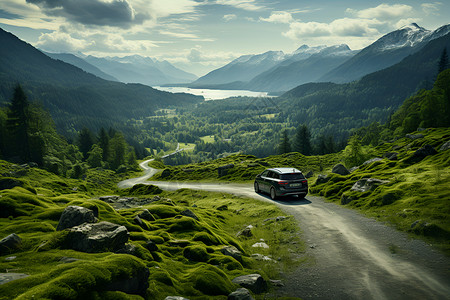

left=118, top=160, right=450, bottom=300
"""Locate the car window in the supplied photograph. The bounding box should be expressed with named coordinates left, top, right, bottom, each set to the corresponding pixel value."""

left=271, top=172, right=280, bottom=179
left=261, top=170, right=269, bottom=177
left=280, top=173, right=305, bottom=180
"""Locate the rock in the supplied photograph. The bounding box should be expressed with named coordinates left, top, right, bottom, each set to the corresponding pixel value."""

left=251, top=254, right=273, bottom=261
left=0, top=234, right=22, bottom=255
left=115, top=244, right=138, bottom=256
left=406, top=133, right=424, bottom=140
left=99, top=195, right=119, bottom=203
left=0, top=178, right=24, bottom=191
left=5, top=256, right=16, bottom=261
left=138, top=209, right=155, bottom=221
left=315, top=175, right=329, bottom=185
left=181, top=209, right=199, bottom=220
left=410, top=145, right=438, bottom=162
left=133, top=215, right=149, bottom=230
left=351, top=178, right=389, bottom=193
left=104, top=266, right=149, bottom=296
left=362, top=157, right=383, bottom=165
left=232, top=274, right=267, bottom=294
left=440, top=140, right=450, bottom=151
left=146, top=240, right=158, bottom=252
left=383, top=152, right=398, bottom=161
left=228, top=288, right=254, bottom=300
left=165, top=297, right=189, bottom=300
left=0, top=273, right=29, bottom=285
left=221, top=246, right=242, bottom=262
left=58, top=257, right=80, bottom=264
left=218, top=164, right=234, bottom=177
left=349, top=166, right=359, bottom=173
left=161, top=169, right=171, bottom=178
left=269, top=280, right=284, bottom=287
left=252, top=242, right=269, bottom=249
left=57, top=206, right=96, bottom=231
left=305, top=171, right=314, bottom=178
left=340, top=194, right=354, bottom=205
left=331, top=164, right=350, bottom=175
left=237, top=225, right=253, bottom=237
left=217, top=204, right=228, bottom=211
left=64, top=221, right=129, bottom=253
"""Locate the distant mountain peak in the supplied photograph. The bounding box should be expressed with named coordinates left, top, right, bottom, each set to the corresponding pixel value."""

left=400, top=23, right=425, bottom=31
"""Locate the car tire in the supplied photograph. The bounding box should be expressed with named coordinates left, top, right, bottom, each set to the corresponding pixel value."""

left=270, top=187, right=277, bottom=200
left=254, top=182, right=260, bottom=193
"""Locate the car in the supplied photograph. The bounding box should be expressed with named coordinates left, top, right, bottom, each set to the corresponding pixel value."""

left=254, top=168, right=308, bottom=200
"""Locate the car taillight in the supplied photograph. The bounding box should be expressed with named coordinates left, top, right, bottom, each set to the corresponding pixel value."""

left=302, top=180, right=307, bottom=184
left=278, top=181, right=289, bottom=185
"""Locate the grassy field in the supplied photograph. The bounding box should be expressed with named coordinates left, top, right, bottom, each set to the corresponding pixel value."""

left=178, top=142, right=196, bottom=152
left=0, top=161, right=304, bottom=299
left=200, top=135, right=215, bottom=143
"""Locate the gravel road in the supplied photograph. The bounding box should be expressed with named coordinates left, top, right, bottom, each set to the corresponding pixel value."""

left=118, top=161, right=450, bottom=300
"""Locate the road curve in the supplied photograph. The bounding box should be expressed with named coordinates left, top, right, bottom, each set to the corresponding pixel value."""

left=118, top=161, right=450, bottom=300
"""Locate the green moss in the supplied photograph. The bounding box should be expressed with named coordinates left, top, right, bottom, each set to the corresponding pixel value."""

left=145, top=205, right=180, bottom=219
left=183, top=245, right=209, bottom=262
left=193, top=232, right=220, bottom=246
left=189, top=264, right=235, bottom=296
left=121, top=184, right=163, bottom=196
left=208, top=255, right=243, bottom=271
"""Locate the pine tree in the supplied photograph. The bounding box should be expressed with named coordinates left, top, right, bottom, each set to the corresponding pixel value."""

left=108, top=132, right=127, bottom=170
left=98, top=127, right=109, bottom=161
left=77, top=127, right=95, bottom=159
left=438, top=48, right=449, bottom=75
left=278, top=130, right=291, bottom=154
left=293, top=124, right=312, bottom=155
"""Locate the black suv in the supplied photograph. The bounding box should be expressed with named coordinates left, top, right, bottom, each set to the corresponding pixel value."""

left=254, top=168, right=308, bottom=200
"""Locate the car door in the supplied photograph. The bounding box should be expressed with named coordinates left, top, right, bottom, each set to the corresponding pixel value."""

left=259, top=170, right=270, bottom=192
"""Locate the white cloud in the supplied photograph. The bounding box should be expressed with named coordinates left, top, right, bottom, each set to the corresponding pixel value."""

left=36, top=31, right=91, bottom=52
left=148, top=0, right=201, bottom=19
left=260, top=12, right=293, bottom=24
left=421, top=2, right=442, bottom=16
left=215, top=0, right=264, bottom=11
left=223, top=14, right=237, bottom=22
left=352, top=4, right=413, bottom=20
left=395, top=18, right=422, bottom=29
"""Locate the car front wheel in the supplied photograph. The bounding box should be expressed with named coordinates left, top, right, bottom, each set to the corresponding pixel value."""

left=254, top=182, right=260, bottom=193
left=270, top=187, right=277, bottom=200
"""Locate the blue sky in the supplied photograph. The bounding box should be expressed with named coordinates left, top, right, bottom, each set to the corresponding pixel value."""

left=1, top=1, right=449, bottom=76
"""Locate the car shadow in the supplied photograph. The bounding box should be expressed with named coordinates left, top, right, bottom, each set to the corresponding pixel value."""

left=256, top=192, right=312, bottom=205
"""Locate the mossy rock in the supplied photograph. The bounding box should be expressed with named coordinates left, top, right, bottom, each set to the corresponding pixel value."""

left=149, top=269, right=174, bottom=286
left=208, top=255, right=243, bottom=270
left=189, top=264, right=235, bottom=296
left=0, top=177, right=36, bottom=194
left=125, top=184, right=163, bottom=196
left=183, top=245, right=209, bottom=262
left=146, top=205, right=179, bottom=219
left=168, top=217, right=201, bottom=233
left=193, top=232, right=220, bottom=246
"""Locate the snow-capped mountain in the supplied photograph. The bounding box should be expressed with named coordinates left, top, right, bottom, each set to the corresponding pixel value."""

left=319, top=23, right=450, bottom=83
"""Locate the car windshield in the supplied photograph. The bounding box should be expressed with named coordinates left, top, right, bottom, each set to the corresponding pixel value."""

left=280, top=173, right=305, bottom=180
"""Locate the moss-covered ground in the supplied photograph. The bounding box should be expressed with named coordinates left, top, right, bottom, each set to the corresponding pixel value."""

left=0, top=161, right=304, bottom=299
left=310, top=128, right=450, bottom=254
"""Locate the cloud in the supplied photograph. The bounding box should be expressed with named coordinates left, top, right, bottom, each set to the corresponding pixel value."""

left=350, top=4, right=413, bottom=20
left=26, top=0, right=144, bottom=28
left=260, top=12, right=293, bottom=24
left=421, top=2, right=442, bottom=16
left=36, top=31, right=91, bottom=52
left=223, top=14, right=237, bottom=22
left=215, top=0, right=264, bottom=11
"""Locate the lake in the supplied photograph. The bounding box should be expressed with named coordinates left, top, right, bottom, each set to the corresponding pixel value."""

left=153, top=86, right=272, bottom=100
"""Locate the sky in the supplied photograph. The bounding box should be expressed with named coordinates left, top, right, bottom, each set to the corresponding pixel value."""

left=1, top=0, right=449, bottom=76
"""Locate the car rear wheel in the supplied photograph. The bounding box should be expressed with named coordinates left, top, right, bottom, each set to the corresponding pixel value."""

left=254, top=182, right=260, bottom=193
left=270, top=187, right=277, bottom=200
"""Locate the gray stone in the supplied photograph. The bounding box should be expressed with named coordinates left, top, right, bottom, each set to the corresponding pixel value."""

left=59, top=257, right=80, bottom=264
left=251, top=254, right=273, bottom=262
left=269, top=280, right=284, bottom=287
left=99, top=195, right=119, bottom=202
left=349, top=166, right=359, bottom=173
left=315, top=174, right=329, bottom=185
left=0, top=233, right=22, bottom=255
left=351, top=178, right=389, bottom=193
left=138, top=209, right=155, bottom=221
left=406, top=134, right=424, bottom=140
left=134, top=215, right=148, bottom=230
left=340, top=194, right=354, bottom=205
left=115, top=244, right=138, bottom=256
left=57, top=206, right=96, bottom=231
left=0, top=273, right=29, bottom=285
left=221, top=246, right=242, bottom=262
left=252, top=242, right=269, bottom=249
left=331, top=164, right=350, bottom=175
left=237, top=225, right=253, bottom=237
left=181, top=209, right=199, bottom=220
left=362, top=157, right=383, bottom=165
left=413, top=145, right=437, bottom=160
left=232, top=274, right=267, bottom=294
left=228, top=288, right=254, bottom=300
left=440, top=140, right=450, bottom=151
left=64, top=221, right=129, bottom=253
left=165, top=297, right=189, bottom=300
left=218, top=164, right=234, bottom=177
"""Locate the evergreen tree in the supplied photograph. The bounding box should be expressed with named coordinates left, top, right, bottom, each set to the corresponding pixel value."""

left=278, top=130, right=291, bottom=154
left=98, top=127, right=109, bottom=161
left=293, top=124, right=312, bottom=155
left=108, top=132, right=127, bottom=170
left=438, top=48, right=449, bottom=75
left=347, top=134, right=362, bottom=166
left=87, top=144, right=103, bottom=168
left=77, top=127, right=95, bottom=159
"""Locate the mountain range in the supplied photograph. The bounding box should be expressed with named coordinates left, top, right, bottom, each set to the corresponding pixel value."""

left=0, top=28, right=202, bottom=135
left=188, top=23, right=450, bottom=93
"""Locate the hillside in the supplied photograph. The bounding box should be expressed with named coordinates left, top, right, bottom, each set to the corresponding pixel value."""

left=0, top=28, right=202, bottom=135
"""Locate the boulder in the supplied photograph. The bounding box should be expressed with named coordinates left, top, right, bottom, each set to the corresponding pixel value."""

left=232, top=274, right=267, bottom=294
left=138, top=209, right=155, bottom=221
left=440, top=140, right=450, bottom=151
left=99, top=195, right=119, bottom=203
left=0, top=273, right=29, bottom=285
left=221, top=246, right=242, bottom=262
left=252, top=242, right=269, bottom=249
left=406, top=133, right=424, bottom=140
left=218, top=164, right=234, bottom=177
left=351, top=178, right=389, bottom=193
left=115, top=244, right=138, bottom=256
left=0, top=233, right=22, bottom=255
left=237, top=225, right=253, bottom=237
left=408, top=145, right=438, bottom=163
left=349, top=166, right=359, bottom=173
left=315, top=175, right=329, bottom=185
left=64, top=221, right=129, bottom=253
left=181, top=209, right=199, bottom=220
left=57, top=206, right=96, bottom=231
left=362, top=157, right=383, bottom=165
left=133, top=215, right=149, bottom=230
left=228, top=288, right=254, bottom=300
left=331, top=164, right=349, bottom=175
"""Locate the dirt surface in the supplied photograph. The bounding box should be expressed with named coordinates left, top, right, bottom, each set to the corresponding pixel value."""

left=118, top=162, right=450, bottom=300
